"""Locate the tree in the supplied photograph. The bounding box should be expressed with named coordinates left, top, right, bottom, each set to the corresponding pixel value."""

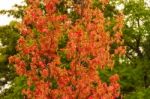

left=9, top=0, right=125, bottom=98
left=122, top=0, right=150, bottom=98
left=105, top=0, right=150, bottom=98
left=0, top=21, right=19, bottom=91
left=0, top=1, right=26, bottom=18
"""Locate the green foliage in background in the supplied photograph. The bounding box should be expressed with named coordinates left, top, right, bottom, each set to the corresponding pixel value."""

left=122, top=0, right=150, bottom=98
left=0, top=21, right=20, bottom=85
left=0, top=76, right=27, bottom=99
left=0, top=21, right=20, bottom=98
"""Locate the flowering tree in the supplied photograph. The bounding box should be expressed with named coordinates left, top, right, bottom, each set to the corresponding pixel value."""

left=9, top=0, right=125, bottom=98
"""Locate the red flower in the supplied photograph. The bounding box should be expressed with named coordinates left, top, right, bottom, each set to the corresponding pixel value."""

left=9, top=56, right=15, bottom=63
left=21, top=28, right=28, bottom=35
left=39, top=61, right=45, bottom=68
left=109, top=74, right=119, bottom=83
left=18, top=37, right=25, bottom=44
left=41, top=69, right=49, bottom=78
left=88, top=96, right=93, bottom=99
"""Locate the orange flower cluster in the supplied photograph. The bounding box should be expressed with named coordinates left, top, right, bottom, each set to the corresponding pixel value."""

left=9, top=0, right=125, bottom=99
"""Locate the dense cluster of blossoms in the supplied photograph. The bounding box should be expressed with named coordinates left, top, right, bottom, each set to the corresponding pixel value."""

left=9, top=0, right=125, bottom=99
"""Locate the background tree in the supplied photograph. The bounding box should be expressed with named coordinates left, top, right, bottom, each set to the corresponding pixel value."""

left=121, top=0, right=150, bottom=98
left=0, top=21, right=20, bottom=96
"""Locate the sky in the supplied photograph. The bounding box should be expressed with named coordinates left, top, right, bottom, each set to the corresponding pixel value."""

left=0, top=0, right=24, bottom=26
left=146, top=0, right=150, bottom=6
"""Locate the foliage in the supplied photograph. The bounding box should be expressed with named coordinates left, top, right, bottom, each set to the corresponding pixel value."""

left=9, top=0, right=125, bottom=98
left=0, top=76, right=27, bottom=99
left=0, top=4, right=26, bottom=18
left=0, top=21, right=20, bottom=88
left=124, top=88, right=150, bottom=99
left=123, top=0, right=150, bottom=93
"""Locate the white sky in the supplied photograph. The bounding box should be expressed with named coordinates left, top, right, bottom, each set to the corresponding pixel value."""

left=145, top=0, right=150, bottom=6
left=0, top=0, right=24, bottom=26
